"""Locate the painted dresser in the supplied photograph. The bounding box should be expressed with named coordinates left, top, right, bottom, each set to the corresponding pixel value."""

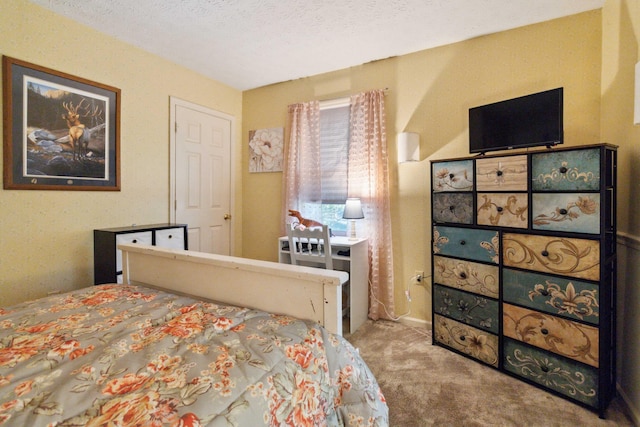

left=430, top=144, right=617, bottom=417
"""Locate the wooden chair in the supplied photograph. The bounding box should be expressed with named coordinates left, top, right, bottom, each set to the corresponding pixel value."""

left=287, top=224, right=333, bottom=270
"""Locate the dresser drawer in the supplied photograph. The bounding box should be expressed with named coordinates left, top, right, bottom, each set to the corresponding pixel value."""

left=432, top=160, right=474, bottom=192
left=476, top=155, right=527, bottom=191
left=433, top=193, right=473, bottom=224
left=433, top=255, right=499, bottom=298
left=115, top=231, right=153, bottom=273
left=434, top=314, right=499, bottom=367
left=503, top=303, right=599, bottom=367
left=434, top=226, right=499, bottom=264
left=532, top=148, right=601, bottom=191
left=503, top=337, right=598, bottom=407
left=532, top=193, right=600, bottom=234
left=434, top=285, right=499, bottom=334
left=477, top=193, right=528, bottom=228
left=503, top=268, right=599, bottom=325
left=155, top=227, right=186, bottom=249
left=502, top=233, right=600, bottom=281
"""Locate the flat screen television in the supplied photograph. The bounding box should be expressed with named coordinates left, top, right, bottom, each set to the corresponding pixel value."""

left=469, top=87, right=563, bottom=154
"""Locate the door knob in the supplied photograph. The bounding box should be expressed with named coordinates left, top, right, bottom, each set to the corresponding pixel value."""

left=224, top=214, right=232, bottom=220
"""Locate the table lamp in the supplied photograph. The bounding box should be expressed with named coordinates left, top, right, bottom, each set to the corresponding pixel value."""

left=343, top=198, right=364, bottom=240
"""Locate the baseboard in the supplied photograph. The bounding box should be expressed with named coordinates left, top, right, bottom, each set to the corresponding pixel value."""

left=398, top=316, right=430, bottom=329
left=617, top=384, right=640, bottom=426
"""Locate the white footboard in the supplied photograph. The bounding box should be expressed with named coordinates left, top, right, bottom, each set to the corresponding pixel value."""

left=119, top=243, right=348, bottom=335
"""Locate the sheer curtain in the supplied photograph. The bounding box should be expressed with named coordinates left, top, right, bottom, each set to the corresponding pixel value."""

left=347, top=90, right=395, bottom=320
left=282, top=90, right=395, bottom=320
left=281, top=100, right=320, bottom=234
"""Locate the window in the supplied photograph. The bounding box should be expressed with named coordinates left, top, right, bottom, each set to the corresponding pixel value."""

left=302, top=101, right=350, bottom=235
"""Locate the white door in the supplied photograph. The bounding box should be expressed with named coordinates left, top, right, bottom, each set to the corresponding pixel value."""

left=170, top=98, right=233, bottom=255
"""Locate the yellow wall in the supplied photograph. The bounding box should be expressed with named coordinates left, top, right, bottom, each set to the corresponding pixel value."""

left=601, top=0, right=640, bottom=422
left=0, top=1, right=243, bottom=306
left=242, top=11, right=603, bottom=323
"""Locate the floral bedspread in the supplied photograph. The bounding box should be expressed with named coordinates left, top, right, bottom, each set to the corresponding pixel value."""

left=0, top=285, right=388, bottom=426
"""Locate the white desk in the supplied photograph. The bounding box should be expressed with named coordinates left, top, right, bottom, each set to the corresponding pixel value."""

left=278, top=236, right=369, bottom=334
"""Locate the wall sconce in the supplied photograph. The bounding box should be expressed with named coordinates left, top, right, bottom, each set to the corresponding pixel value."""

left=342, top=198, right=364, bottom=240
left=397, top=132, right=420, bottom=162
left=635, top=61, right=640, bottom=125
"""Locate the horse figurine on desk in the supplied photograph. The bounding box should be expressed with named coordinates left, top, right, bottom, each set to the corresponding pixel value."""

left=288, top=210, right=323, bottom=229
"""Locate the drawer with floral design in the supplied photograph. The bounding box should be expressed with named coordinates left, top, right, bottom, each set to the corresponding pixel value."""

left=477, top=193, right=528, bottom=228
left=503, top=303, right=599, bottom=367
left=532, top=193, right=601, bottom=234
left=532, top=147, right=601, bottom=191
left=433, top=284, right=499, bottom=334
left=502, top=268, right=599, bottom=325
left=476, top=155, right=527, bottom=191
left=432, top=159, right=474, bottom=192
left=502, top=232, right=600, bottom=281
left=433, top=255, right=499, bottom=298
left=433, top=193, right=473, bottom=224
left=434, top=314, right=499, bottom=367
left=433, top=226, right=499, bottom=264
left=503, top=337, right=599, bottom=407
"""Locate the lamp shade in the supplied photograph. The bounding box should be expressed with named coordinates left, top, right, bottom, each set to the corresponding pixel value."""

left=397, top=132, right=420, bottom=162
left=343, top=198, right=364, bottom=219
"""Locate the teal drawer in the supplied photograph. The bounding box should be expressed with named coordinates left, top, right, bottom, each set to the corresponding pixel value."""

left=503, top=337, right=598, bottom=408
left=532, top=193, right=600, bottom=234
left=434, top=314, right=499, bottom=367
left=432, top=160, right=474, bottom=192
left=503, top=269, right=599, bottom=325
left=433, top=193, right=473, bottom=224
left=433, top=284, right=499, bottom=334
left=433, top=226, right=499, bottom=264
left=532, top=148, right=600, bottom=191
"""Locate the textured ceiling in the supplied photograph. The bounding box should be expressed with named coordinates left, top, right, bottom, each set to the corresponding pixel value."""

left=29, top=0, right=604, bottom=90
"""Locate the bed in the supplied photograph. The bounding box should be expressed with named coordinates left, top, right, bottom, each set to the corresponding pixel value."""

left=0, top=244, right=388, bottom=426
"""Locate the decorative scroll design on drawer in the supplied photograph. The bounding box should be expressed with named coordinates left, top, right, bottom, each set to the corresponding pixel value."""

left=476, top=155, right=527, bottom=191
left=503, top=303, right=599, bottom=367
left=532, top=148, right=600, bottom=191
left=434, top=315, right=499, bottom=367
left=503, top=268, right=599, bottom=325
left=433, top=255, right=499, bottom=298
left=433, top=226, right=499, bottom=264
left=433, top=193, right=473, bottom=224
left=532, top=194, right=600, bottom=234
left=503, top=338, right=598, bottom=407
left=477, top=193, right=528, bottom=228
left=433, top=160, right=473, bottom=192
left=502, top=233, right=600, bottom=281
left=434, top=285, right=499, bottom=334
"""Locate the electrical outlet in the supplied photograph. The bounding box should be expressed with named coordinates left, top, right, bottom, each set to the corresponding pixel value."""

left=414, top=270, right=424, bottom=283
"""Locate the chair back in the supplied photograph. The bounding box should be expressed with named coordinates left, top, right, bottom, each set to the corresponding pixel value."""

left=287, top=224, right=333, bottom=270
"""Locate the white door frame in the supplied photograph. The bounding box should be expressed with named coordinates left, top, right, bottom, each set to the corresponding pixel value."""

left=169, top=96, right=236, bottom=254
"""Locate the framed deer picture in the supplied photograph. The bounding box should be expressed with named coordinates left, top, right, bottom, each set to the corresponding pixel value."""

left=2, top=56, right=121, bottom=190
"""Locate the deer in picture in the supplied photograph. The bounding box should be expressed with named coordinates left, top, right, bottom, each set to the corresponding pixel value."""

left=61, top=98, right=101, bottom=161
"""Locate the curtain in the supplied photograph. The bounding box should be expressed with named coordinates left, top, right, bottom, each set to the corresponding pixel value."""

left=348, top=89, right=395, bottom=320
left=281, top=101, right=320, bottom=235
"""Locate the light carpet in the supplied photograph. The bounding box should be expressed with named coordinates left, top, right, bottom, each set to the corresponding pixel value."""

left=345, top=320, right=634, bottom=427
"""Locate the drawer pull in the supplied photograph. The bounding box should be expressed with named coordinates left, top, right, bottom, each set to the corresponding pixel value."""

left=168, top=234, right=173, bottom=239
left=541, top=328, right=549, bottom=335
left=459, top=335, right=466, bottom=341
left=559, top=209, right=568, bottom=215
left=132, top=239, right=138, bottom=244
left=459, top=272, right=467, bottom=279
left=540, top=289, right=549, bottom=296
left=559, top=166, right=568, bottom=174
left=541, top=250, right=549, bottom=257
left=449, top=173, right=455, bottom=179
left=540, top=365, right=550, bottom=373
left=449, top=205, right=456, bottom=211
left=496, top=170, right=503, bottom=177
left=459, top=240, right=466, bottom=246
left=496, top=206, right=503, bottom=212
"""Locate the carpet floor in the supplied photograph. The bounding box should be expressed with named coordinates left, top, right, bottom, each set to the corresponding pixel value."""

left=345, top=320, right=634, bottom=427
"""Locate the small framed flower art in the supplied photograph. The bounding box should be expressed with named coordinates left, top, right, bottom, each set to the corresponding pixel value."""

left=248, top=127, right=283, bottom=173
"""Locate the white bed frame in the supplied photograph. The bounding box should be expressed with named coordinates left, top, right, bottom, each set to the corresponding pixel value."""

left=119, top=243, right=349, bottom=336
